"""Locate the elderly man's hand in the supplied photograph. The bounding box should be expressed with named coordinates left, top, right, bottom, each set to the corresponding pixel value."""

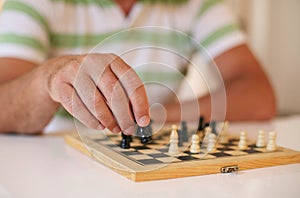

left=44, top=53, right=150, bottom=134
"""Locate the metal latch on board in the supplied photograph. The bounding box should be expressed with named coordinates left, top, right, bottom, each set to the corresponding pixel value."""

left=220, top=165, right=239, bottom=173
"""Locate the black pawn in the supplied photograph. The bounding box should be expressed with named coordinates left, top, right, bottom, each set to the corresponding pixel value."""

left=120, top=133, right=131, bottom=149
left=181, top=121, right=188, bottom=142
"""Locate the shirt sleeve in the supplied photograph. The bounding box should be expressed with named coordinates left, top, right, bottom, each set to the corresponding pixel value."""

left=0, top=0, right=51, bottom=64
left=191, top=0, right=247, bottom=59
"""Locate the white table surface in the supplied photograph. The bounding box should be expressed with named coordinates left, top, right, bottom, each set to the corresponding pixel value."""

left=1, top=115, right=300, bottom=198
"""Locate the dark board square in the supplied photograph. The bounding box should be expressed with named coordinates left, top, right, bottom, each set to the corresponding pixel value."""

left=244, top=149, right=262, bottom=154
left=105, top=143, right=119, bottom=148
left=229, top=138, right=239, bottom=142
left=220, top=143, right=235, bottom=147
left=158, top=148, right=169, bottom=153
left=211, top=152, right=232, bottom=157
left=217, top=147, right=234, bottom=151
left=133, top=145, right=151, bottom=150
left=121, top=151, right=141, bottom=155
left=248, top=144, right=257, bottom=148
left=137, top=158, right=163, bottom=165
left=177, top=155, right=197, bottom=161
left=148, top=153, right=170, bottom=158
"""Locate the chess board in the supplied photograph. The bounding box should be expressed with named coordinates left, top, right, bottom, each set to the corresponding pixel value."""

left=65, top=128, right=300, bottom=182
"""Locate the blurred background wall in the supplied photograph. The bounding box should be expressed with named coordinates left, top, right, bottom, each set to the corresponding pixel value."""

left=227, top=0, right=300, bottom=115
left=0, top=0, right=299, bottom=115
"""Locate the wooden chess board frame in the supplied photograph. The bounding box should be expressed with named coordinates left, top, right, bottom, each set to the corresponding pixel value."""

left=64, top=131, right=300, bottom=182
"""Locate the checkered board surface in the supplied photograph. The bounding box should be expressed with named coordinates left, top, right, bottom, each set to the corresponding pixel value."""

left=82, top=130, right=280, bottom=166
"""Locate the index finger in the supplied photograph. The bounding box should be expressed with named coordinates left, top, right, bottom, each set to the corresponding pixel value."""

left=109, top=55, right=150, bottom=127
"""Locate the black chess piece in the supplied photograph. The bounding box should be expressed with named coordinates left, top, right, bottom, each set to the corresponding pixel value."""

left=211, top=120, right=217, bottom=134
left=148, top=119, right=153, bottom=136
left=181, top=121, right=188, bottom=142
left=138, top=126, right=152, bottom=144
left=120, top=133, right=131, bottom=149
left=128, top=135, right=133, bottom=142
left=177, top=129, right=183, bottom=146
left=197, top=116, right=205, bottom=132
left=204, top=122, right=210, bottom=129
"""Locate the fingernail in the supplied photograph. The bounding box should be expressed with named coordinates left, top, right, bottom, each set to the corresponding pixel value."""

left=112, top=126, right=121, bottom=133
left=139, top=115, right=150, bottom=126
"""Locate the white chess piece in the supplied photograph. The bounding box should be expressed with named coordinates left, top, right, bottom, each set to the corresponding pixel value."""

left=219, top=121, right=229, bottom=143
left=267, top=131, right=277, bottom=151
left=238, top=131, right=248, bottom=150
left=201, top=126, right=212, bottom=147
left=207, top=133, right=217, bottom=153
left=203, top=126, right=211, bottom=141
left=256, top=130, right=266, bottom=147
left=204, top=127, right=212, bottom=136
left=190, top=134, right=201, bottom=154
left=168, top=125, right=179, bottom=156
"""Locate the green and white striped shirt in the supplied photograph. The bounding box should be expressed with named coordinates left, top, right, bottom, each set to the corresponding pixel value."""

left=0, top=0, right=246, bottom=103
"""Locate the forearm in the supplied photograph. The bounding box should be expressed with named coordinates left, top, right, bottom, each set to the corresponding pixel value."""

left=0, top=66, right=60, bottom=133
left=163, top=73, right=276, bottom=122
left=162, top=45, right=276, bottom=122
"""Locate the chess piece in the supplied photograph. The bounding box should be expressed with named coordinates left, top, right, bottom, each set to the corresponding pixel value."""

left=201, top=126, right=212, bottom=144
left=197, top=116, right=205, bottom=132
left=204, top=126, right=211, bottom=139
left=207, top=133, right=217, bottom=153
left=181, top=121, right=188, bottom=142
left=120, top=133, right=131, bottom=149
left=266, top=131, right=277, bottom=151
left=177, top=129, right=183, bottom=147
left=219, top=121, right=229, bottom=144
left=138, top=126, right=152, bottom=144
left=204, top=126, right=212, bottom=137
left=168, top=125, right=179, bottom=156
left=256, top=130, right=266, bottom=147
left=238, top=131, right=248, bottom=150
left=148, top=119, right=153, bottom=135
left=190, top=134, right=200, bottom=154
left=211, top=120, right=217, bottom=134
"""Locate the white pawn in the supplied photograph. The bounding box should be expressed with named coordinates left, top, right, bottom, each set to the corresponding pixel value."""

left=219, top=121, right=229, bottom=143
left=256, top=130, right=266, bottom=147
left=190, top=134, right=201, bottom=154
left=207, top=133, right=217, bottom=153
left=238, top=131, right=248, bottom=150
left=267, top=131, right=277, bottom=151
left=168, top=125, right=179, bottom=156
